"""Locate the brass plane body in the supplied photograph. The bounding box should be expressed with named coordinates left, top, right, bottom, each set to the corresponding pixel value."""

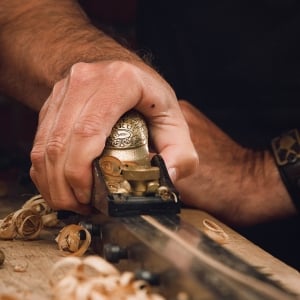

left=91, top=110, right=180, bottom=216
left=99, top=110, right=161, bottom=197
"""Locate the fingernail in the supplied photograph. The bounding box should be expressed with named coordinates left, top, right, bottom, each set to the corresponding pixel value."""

left=167, top=167, right=177, bottom=183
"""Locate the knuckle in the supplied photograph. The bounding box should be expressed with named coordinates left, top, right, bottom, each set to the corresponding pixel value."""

left=46, top=138, right=67, bottom=160
left=69, top=61, right=139, bottom=94
left=30, top=145, right=45, bottom=166
left=108, top=61, right=136, bottom=80
left=69, top=62, right=93, bottom=84
left=70, top=61, right=90, bottom=74
left=73, top=115, right=104, bottom=138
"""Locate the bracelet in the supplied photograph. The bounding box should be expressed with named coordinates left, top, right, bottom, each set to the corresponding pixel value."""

left=271, top=129, right=300, bottom=211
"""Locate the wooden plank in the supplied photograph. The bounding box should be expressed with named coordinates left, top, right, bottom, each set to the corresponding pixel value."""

left=1, top=196, right=300, bottom=298
left=0, top=232, right=61, bottom=299
left=180, top=209, right=300, bottom=296
left=0, top=196, right=62, bottom=299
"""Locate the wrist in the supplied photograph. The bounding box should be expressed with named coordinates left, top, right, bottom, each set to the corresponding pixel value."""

left=233, top=149, right=297, bottom=225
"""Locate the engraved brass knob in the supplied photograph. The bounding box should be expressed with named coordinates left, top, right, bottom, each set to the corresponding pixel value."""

left=99, top=110, right=160, bottom=196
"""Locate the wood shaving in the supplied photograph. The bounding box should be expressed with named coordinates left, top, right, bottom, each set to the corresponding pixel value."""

left=14, top=209, right=43, bottom=239
left=50, top=255, right=165, bottom=300
left=202, top=219, right=229, bottom=245
left=0, top=194, right=59, bottom=240
left=13, top=261, right=28, bottom=272
left=22, top=194, right=59, bottom=227
left=55, top=224, right=92, bottom=256
left=0, top=213, right=16, bottom=239
left=0, top=209, right=42, bottom=240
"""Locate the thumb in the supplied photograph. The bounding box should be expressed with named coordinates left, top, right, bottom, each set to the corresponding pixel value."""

left=148, top=108, right=199, bottom=184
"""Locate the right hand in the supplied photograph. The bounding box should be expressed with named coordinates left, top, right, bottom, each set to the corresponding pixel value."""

left=30, top=61, right=199, bottom=213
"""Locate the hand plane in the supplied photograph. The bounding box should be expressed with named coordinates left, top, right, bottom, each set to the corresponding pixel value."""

left=90, top=110, right=181, bottom=217
left=58, top=111, right=296, bottom=299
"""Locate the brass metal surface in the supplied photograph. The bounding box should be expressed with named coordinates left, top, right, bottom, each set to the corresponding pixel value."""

left=98, top=110, right=173, bottom=200
left=103, top=110, right=150, bottom=166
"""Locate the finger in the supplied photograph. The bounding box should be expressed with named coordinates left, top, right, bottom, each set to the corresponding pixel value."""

left=132, top=71, right=199, bottom=183
left=64, top=65, right=143, bottom=203
left=30, top=80, right=68, bottom=206
left=31, top=77, right=91, bottom=213
left=43, top=68, right=103, bottom=208
left=44, top=62, right=138, bottom=207
left=148, top=106, right=199, bottom=183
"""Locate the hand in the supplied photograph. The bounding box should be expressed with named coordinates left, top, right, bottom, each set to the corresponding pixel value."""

left=177, top=100, right=296, bottom=226
left=30, top=61, right=198, bottom=213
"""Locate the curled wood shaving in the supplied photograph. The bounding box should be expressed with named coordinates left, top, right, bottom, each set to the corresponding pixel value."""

left=202, top=219, right=229, bottom=245
left=0, top=209, right=42, bottom=240
left=22, top=194, right=51, bottom=214
left=22, top=194, right=59, bottom=227
left=14, top=209, right=43, bottom=239
left=50, top=256, right=165, bottom=300
left=41, top=212, right=59, bottom=227
left=0, top=213, right=17, bottom=239
left=0, top=194, right=60, bottom=240
left=55, top=224, right=92, bottom=257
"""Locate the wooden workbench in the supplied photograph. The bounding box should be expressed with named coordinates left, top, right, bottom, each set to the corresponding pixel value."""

left=1, top=194, right=300, bottom=299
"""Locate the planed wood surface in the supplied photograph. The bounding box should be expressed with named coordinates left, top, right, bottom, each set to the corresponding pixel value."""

left=0, top=196, right=300, bottom=299
left=180, top=209, right=300, bottom=296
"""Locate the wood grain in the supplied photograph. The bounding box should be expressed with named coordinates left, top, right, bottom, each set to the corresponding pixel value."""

left=0, top=196, right=62, bottom=299
left=0, top=197, right=300, bottom=299
left=181, top=209, right=300, bottom=295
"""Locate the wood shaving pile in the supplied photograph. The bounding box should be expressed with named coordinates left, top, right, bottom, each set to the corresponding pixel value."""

left=0, top=194, right=91, bottom=256
left=0, top=194, right=59, bottom=240
left=0, top=208, right=42, bottom=240
left=50, top=255, right=165, bottom=300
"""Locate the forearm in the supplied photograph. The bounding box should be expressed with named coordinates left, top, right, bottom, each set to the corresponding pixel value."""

left=177, top=100, right=297, bottom=226
left=0, top=0, right=141, bottom=110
